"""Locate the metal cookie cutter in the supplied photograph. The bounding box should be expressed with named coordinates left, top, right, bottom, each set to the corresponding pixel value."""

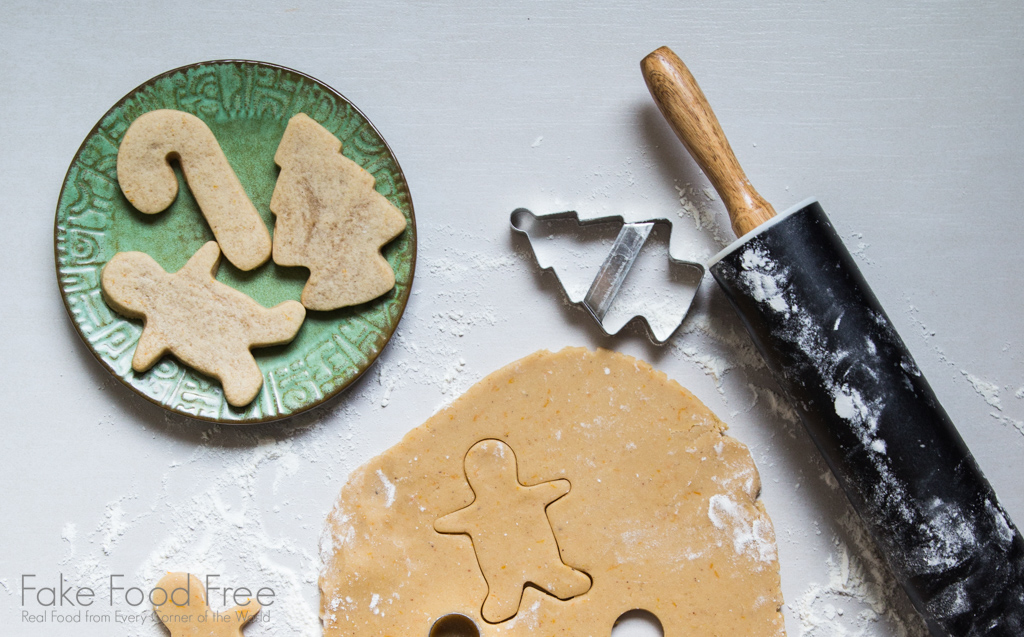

left=510, top=208, right=706, bottom=344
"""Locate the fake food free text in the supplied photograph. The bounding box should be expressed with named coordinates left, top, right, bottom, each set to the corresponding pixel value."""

left=20, top=574, right=275, bottom=608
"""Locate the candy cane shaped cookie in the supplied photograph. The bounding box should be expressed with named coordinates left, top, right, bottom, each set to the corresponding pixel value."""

left=117, top=109, right=272, bottom=271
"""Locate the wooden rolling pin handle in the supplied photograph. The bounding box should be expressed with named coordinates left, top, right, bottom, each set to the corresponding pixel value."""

left=641, top=46, right=776, bottom=238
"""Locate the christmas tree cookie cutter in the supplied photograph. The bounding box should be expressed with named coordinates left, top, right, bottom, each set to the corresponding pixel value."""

left=510, top=208, right=705, bottom=344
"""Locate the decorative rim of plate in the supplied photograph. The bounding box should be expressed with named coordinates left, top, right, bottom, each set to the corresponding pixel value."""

left=54, top=59, right=416, bottom=424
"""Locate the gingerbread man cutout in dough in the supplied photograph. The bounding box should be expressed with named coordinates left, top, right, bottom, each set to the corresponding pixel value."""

left=101, top=241, right=306, bottom=407
left=270, top=113, right=407, bottom=311
left=435, top=439, right=592, bottom=623
left=153, top=572, right=260, bottom=637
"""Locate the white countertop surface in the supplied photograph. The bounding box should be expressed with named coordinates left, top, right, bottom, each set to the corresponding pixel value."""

left=2, top=2, right=1023, bottom=636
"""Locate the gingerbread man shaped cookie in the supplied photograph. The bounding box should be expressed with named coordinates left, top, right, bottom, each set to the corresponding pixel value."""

left=101, top=241, right=306, bottom=406
left=153, top=572, right=260, bottom=637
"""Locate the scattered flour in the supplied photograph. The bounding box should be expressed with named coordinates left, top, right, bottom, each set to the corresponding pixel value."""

left=99, top=499, right=131, bottom=556
left=501, top=598, right=543, bottom=632
left=904, top=305, right=938, bottom=342
left=374, top=334, right=480, bottom=412
left=59, top=409, right=364, bottom=637
left=848, top=233, right=873, bottom=266
left=376, top=469, right=397, bottom=508
left=675, top=182, right=729, bottom=247
left=379, top=370, right=397, bottom=408
left=707, top=494, right=777, bottom=565
left=792, top=512, right=928, bottom=637
left=961, top=371, right=1002, bottom=410
left=959, top=372, right=1024, bottom=437
left=831, top=384, right=884, bottom=452
left=670, top=311, right=769, bottom=403
left=135, top=434, right=325, bottom=637
left=740, top=248, right=793, bottom=315
left=679, top=346, right=730, bottom=392
left=747, top=384, right=801, bottom=428
left=379, top=227, right=519, bottom=411
left=60, top=522, right=77, bottom=564
left=991, top=412, right=1024, bottom=437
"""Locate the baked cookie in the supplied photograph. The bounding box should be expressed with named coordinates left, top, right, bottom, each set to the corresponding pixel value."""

left=270, top=113, right=407, bottom=311
left=153, top=572, right=260, bottom=637
left=117, top=109, right=272, bottom=271
left=320, top=348, right=785, bottom=636
left=101, top=241, right=306, bottom=407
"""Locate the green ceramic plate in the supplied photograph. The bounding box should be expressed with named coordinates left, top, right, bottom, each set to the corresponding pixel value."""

left=55, top=61, right=416, bottom=423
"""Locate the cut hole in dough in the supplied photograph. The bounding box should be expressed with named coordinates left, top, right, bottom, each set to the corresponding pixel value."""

left=611, top=609, right=665, bottom=637
left=430, top=613, right=481, bottom=637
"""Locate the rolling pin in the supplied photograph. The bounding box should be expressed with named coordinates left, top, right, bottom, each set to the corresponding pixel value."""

left=641, top=46, right=1024, bottom=636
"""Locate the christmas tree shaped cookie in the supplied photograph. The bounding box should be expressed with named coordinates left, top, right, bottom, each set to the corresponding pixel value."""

left=270, top=113, right=407, bottom=311
left=101, top=241, right=306, bottom=406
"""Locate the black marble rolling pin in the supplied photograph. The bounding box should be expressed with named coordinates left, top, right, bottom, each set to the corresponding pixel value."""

left=641, top=46, right=1024, bottom=636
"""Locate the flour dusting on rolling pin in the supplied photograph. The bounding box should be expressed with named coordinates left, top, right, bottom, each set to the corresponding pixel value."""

left=642, top=46, right=1024, bottom=636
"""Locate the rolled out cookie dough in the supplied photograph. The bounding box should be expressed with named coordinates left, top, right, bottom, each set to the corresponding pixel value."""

left=320, top=348, right=785, bottom=636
